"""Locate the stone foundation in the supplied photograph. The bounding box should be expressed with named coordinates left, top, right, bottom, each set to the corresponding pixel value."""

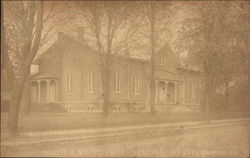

left=60, top=101, right=148, bottom=112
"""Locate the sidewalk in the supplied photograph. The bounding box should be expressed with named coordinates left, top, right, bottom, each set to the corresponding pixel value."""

left=1, top=117, right=249, bottom=146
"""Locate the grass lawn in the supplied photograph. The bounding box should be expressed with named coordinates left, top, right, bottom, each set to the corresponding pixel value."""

left=1, top=111, right=249, bottom=133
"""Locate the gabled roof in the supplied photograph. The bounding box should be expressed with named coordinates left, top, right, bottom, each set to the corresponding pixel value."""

left=156, top=44, right=182, bottom=68
left=35, top=33, right=149, bottom=65
left=177, top=67, right=203, bottom=74
left=156, top=44, right=203, bottom=73
left=35, top=32, right=201, bottom=74
left=33, top=41, right=60, bottom=65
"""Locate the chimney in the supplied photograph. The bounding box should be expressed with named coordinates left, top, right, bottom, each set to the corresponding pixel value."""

left=77, top=27, right=84, bottom=42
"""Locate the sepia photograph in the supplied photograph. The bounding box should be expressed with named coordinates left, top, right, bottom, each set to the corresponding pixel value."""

left=1, top=0, right=250, bottom=157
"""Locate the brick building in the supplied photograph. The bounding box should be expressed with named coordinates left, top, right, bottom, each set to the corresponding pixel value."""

left=30, top=29, right=202, bottom=113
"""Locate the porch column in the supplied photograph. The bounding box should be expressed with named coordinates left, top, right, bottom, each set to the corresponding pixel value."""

left=55, top=80, right=57, bottom=102
left=37, top=80, right=41, bottom=103
left=147, top=80, right=150, bottom=109
left=182, top=83, right=185, bottom=104
left=174, top=82, right=177, bottom=104
left=165, top=81, right=168, bottom=104
left=46, top=80, right=50, bottom=103
left=155, top=81, right=158, bottom=103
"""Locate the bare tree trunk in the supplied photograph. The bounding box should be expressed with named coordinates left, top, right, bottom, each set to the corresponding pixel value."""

left=150, top=77, right=156, bottom=114
left=224, top=78, right=230, bottom=110
left=205, top=90, right=211, bottom=113
left=204, top=77, right=211, bottom=121
left=102, top=4, right=113, bottom=117
left=24, top=75, right=31, bottom=115
left=7, top=85, right=24, bottom=136
left=247, top=63, right=250, bottom=108
left=204, top=68, right=211, bottom=114
left=102, top=59, right=111, bottom=117
left=149, top=2, right=156, bottom=115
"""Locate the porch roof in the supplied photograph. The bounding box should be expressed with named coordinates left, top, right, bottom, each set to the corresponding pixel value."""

left=155, top=70, right=184, bottom=82
left=31, top=72, right=59, bottom=80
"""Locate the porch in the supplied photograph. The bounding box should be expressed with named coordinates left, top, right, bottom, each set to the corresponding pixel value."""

left=155, top=80, right=184, bottom=105
left=30, top=79, right=58, bottom=104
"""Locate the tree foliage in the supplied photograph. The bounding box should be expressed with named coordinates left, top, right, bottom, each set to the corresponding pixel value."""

left=2, top=0, right=67, bottom=135
left=178, top=1, right=250, bottom=111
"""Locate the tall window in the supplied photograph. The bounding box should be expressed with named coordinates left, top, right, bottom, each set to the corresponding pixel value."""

left=191, top=80, right=195, bottom=98
left=81, top=73, right=84, bottom=96
left=195, top=80, right=198, bottom=98
left=160, top=57, right=165, bottom=65
left=114, top=72, right=120, bottom=93
left=134, top=74, right=140, bottom=94
left=177, top=84, right=181, bottom=97
left=197, top=80, right=200, bottom=103
left=87, top=72, right=93, bottom=93
left=66, top=73, right=72, bottom=93
left=183, top=83, right=185, bottom=103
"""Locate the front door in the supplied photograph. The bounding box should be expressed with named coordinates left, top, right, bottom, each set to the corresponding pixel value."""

left=158, top=81, right=166, bottom=103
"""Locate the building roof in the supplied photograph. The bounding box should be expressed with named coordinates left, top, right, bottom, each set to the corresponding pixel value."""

left=177, top=67, right=203, bottom=74
left=35, top=32, right=201, bottom=74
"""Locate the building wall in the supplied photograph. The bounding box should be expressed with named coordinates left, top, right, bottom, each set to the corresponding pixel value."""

left=34, top=35, right=202, bottom=113
left=39, top=55, right=61, bottom=75
left=55, top=36, right=150, bottom=112
left=59, top=48, right=202, bottom=112
left=60, top=51, right=150, bottom=112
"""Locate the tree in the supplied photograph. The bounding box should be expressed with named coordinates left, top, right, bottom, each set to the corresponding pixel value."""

left=230, top=2, right=250, bottom=108
left=2, top=1, right=68, bottom=135
left=2, top=1, right=43, bottom=135
left=70, top=1, right=141, bottom=116
left=178, top=1, right=250, bottom=112
left=139, top=1, right=173, bottom=114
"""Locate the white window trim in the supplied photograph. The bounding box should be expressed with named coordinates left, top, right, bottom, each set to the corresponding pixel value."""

left=160, top=57, right=165, bottom=65
left=114, top=71, right=121, bottom=93
left=134, top=74, right=140, bottom=94
left=87, top=72, right=93, bottom=93
left=178, top=84, right=181, bottom=97
left=114, top=105, right=121, bottom=112
left=191, top=80, right=195, bottom=98
left=87, top=105, right=94, bottom=112
left=183, top=83, right=185, bottom=103
left=69, top=73, right=72, bottom=93
left=66, top=73, right=72, bottom=94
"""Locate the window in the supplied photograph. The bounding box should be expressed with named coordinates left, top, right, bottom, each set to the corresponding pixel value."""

left=114, top=105, right=121, bottom=112
left=134, top=74, right=140, bottom=94
left=160, top=57, right=165, bottom=65
left=87, top=72, right=93, bottom=93
left=66, top=73, right=72, bottom=93
left=183, top=83, right=185, bottom=103
left=64, top=52, right=72, bottom=59
left=191, top=80, right=195, bottom=98
left=81, top=73, right=84, bottom=96
left=87, top=105, right=94, bottom=111
left=114, top=72, right=120, bottom=93
left=177, top=84, right=181, bottom=97
left=195, top=80, right=198, bottom=97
